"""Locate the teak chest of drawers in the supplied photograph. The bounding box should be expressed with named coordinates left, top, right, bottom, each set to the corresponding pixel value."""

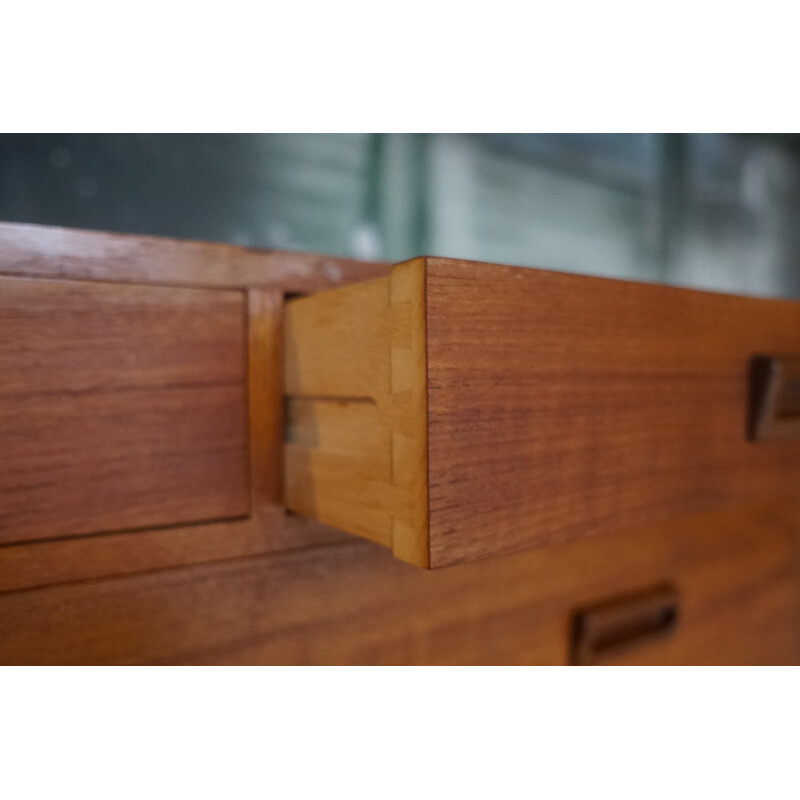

left=0, top=222, right=798, bottom=664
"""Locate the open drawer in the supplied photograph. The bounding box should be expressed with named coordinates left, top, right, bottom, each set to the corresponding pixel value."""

left=284, top=257, right=800, bottom=568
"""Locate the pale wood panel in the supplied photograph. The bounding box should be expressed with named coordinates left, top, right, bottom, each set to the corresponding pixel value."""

left=285, top=397, right=394, bottom=545
left=284, top=275, right=394, bottom=546
left=387, top=259, right=429, bottom=566
left=426, top=258, right=800, bottom=566
left=0, top=275, right=249, bottom=543
left=0, top=501, right=796, bottom=665
left=283, top=259, right=429, bottom=565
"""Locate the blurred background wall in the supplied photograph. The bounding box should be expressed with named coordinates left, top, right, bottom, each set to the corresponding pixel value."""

left=2, top=133, right=800, bottom=298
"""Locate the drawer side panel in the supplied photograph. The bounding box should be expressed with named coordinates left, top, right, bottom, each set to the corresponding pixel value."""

left=426, top=258, right=800, bottom=567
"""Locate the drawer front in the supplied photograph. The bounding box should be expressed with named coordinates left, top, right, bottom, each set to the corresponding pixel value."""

left=0, top=499, right=795, bottom=665
left=285, top=257, right=800, bottom=568
left=0, top=276, right=249, bottom=543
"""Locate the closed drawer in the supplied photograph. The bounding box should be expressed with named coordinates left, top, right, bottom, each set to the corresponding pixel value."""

left=1, top=498, right=795, bottom=664
left=284, top=257, right=800, bottom=568
left=0, top=276, right=249, bottom=543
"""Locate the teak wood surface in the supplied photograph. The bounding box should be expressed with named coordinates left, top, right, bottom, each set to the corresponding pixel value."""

left=0, top=500, right=797, bottom=665
left=0, top=276, right=249, bottom=543
left=0, top=222, right=384, bottom=593
left=285, top=257, right=800, bottom=568
left=1, top=221, right=799, bottom=665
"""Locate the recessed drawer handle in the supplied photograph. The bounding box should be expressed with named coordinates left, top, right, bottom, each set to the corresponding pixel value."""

left=571, top=585, right=679, bottom=665
left=750, top=356, right=800, bottom=441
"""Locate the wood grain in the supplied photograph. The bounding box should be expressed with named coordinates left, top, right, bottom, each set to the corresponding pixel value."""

left=0, top=288, right=345, bottom=593
left=0, top=220, right=389, bottom=291
left=388, top=259, right=429, bottom=566
left=0, top=510, right=346, bottom=595
left=2, top=221, right=798, bottom=666
left=282, top=256, right=800, bottom=568
left=0, top=275, right=249, bottom=543
left=425, top=257, right=800, bottom=566
left=0, top=500, right=796, bottom=665
left=283, top=259, right=429, bottom=565
left=0, top=223, right=373, bottom=588
left=247, top=289, right=284, bottom=508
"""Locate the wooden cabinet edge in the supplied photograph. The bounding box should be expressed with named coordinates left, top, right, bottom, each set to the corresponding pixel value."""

left=283, top=257, right=430, bottom=567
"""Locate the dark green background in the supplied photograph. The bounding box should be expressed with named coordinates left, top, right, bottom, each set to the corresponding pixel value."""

left=2, top=133, right=799, bottom=298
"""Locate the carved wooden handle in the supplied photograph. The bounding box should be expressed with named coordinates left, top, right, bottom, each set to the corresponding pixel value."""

left=749, top=356, right=800, bottom=441
left=571, top=585, right=679, bottom=665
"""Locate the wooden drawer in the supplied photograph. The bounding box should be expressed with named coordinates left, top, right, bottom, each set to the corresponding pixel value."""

left=1, top=499, right=796, bottom=664
left=284, top=257, right=800, bottom=568
left=0, top=275, right=249, bottom=543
